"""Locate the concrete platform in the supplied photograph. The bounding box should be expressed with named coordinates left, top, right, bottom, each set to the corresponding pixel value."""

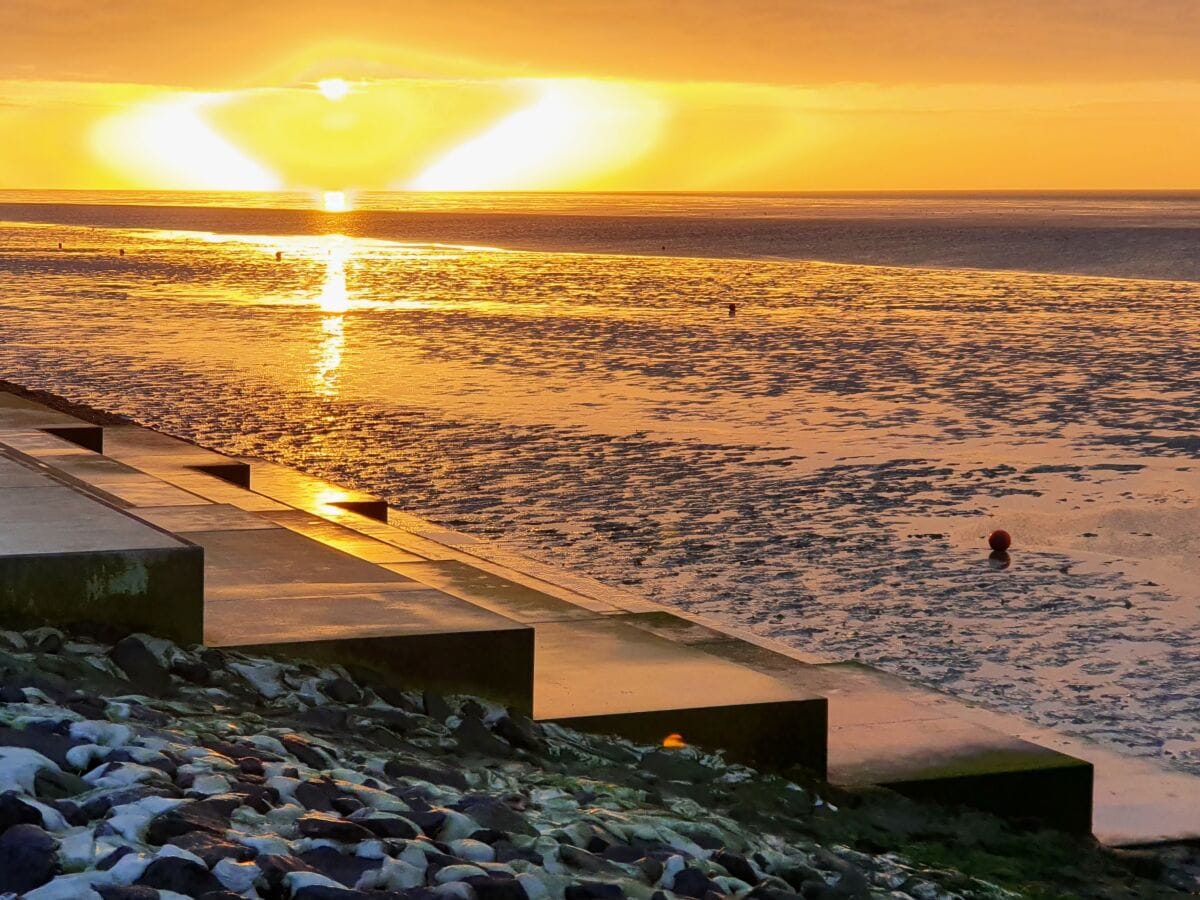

left=187, top=523, right=535, bottom=709
left=0, top=449, right=203, bottom=643
left=0, top=391, right=105, bottom=451
left=12, top=389, right=1192, bottom=839
left=612, top=610, right=1094, bottom=833
left=531, top=616, right=827, bottom=774
left=0, top=394, right=829, bottom=775
left=0, top=409, right=535, bottom=706
left=376, top=561, right=827, bottom=772
left=265, top=510, right=426, bottom=564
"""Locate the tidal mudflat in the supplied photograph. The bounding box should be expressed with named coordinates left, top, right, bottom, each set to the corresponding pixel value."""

left=1, top=220, right=1197, bottom=776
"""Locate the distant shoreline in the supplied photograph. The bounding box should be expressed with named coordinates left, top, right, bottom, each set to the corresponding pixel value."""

left=3, top=199, right=1200, bottom=283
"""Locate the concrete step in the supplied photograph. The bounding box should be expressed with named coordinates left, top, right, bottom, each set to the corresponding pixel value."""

left=1, top=395, right=829, bottom=776
left=0, top=405, right=535, bottom=707
left=0, top=444, right=203, bottom=643
left=16, top=390, right=1180, bottom=839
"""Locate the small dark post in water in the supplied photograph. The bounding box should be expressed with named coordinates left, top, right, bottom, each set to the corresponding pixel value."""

left=275, top=251, right=283, bottom=261
left=57, top=242, right=62, bottom=250
left=118, top=248, right=125, bottom=257
left=728, top=302, right=737, bottom=317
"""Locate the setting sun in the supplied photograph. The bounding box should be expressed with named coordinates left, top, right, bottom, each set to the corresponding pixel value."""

left=316, top=78, right=351, bottom=101
left=322, top=190, right=348, bottom=212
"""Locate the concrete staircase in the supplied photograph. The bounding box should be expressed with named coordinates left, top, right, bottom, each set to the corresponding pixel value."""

left=6, top=388, right=1196, bottom=841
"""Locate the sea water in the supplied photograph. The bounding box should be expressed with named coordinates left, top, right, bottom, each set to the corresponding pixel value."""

left=1, top=192, right=1198, bottom=774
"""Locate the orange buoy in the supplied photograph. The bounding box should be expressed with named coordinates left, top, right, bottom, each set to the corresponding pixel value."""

left=988, top=529, right=1012, bottom=552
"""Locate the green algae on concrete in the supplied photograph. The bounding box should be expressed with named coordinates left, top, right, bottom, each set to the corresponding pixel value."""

left=0, top=546, right=204, bottom=644
left=547, top=697, right=829, bottom=776
left=878, top=750, right=1095, bottom=836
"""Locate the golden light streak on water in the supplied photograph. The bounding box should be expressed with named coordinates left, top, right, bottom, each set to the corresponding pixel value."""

left=313, top=314, right=344, bottom=397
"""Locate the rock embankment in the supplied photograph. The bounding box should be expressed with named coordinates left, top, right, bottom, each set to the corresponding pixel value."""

left=0, top=628, right=1192, bottom=899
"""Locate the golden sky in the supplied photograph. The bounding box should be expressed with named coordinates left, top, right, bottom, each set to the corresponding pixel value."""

left=1, top=1, right=1198, bottom=191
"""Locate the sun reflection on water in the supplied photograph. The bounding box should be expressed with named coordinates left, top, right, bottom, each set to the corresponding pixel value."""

left=312, top=234, right=352, bottom=396
left=317, top=235, right=351, bottom=313
left=313, top=314, right=344, bottom=397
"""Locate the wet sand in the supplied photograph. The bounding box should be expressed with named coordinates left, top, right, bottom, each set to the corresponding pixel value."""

left=0, top=220, right=1197, bottom=777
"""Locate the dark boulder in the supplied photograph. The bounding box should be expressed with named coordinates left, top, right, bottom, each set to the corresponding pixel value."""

left=454, top=795, right=537, bottom=836
left=297, top=706, right=352, bottom=733
left=469, top=828, right=508, bottom=845
left=399, top=809, right=446, bottom=836
left=0, top=823, right=60, bottom=894
left=98, top=886, right=162, bottom=899
left=82, top=785, right=182, bottom=820
left=52, top=798, right=87, bottom=827
left=422, top=692, right=453, bottom=721
left=601, top=844, right=645, bottom=864
left=559, top=845, right=626, bottom=877
left=98, top=845, right=138, bottom=871
left=0, top=791, right=43, bottom=836
left=0, top=684, right=26, bottom=702
left=639, top=751, right=715, bottom=784
left=136, top=856, right=225, bottom=895
left=294, top=887, right=410, bottom=900
left=493, top=714, right=546, bottom=754
left=367, top=707, right=422, bottom=734
left=298, top=846, right=382, bottom=886
left=169, top=655, right=211, bottom=685
left=671, top=867, right=722, bottom=899
left=66, top=695, right=109, bottom=720
left=747, top=888, right=803, bottom=900
left=145, top=795, right=239, bottom=844
left=168, top=830, right=257, bottom=866
left=565, top=882, right=625, bottom=900
left=714, top=851, right=759, bottom=885
left=297, top=810, right=375, bottom=843
left=32, top=629, right=64, bottom=654
left=357, top=814, right=420, bottom=839
left=282, top=733, right=336, bottom=769
left=294, top=776, right=352, bottom=812
left=255, top=853, right=320, bottom=891
left=0, top=723, right=80, bottom=768
left=226, top=779, right=277, bottom=813
left=467, top=874, right=529, bottom=900
left=238, top=756, right=265, bottom=776
left=331, top=796, right=364, bottom=816
left=200, top=737, right=281, bottom=764
left=124, top=702, right=172, bottom=727
left=384, top=760, right=467, bottom=790
left=111, top=635, right=172, bottom=695
left=321, top=677, right=363, bottom=705
left=452, top=715, right=512, bottom=757
left=108, top=748, right=176, bottom=780
left=493, top=841, right=543, bottom=865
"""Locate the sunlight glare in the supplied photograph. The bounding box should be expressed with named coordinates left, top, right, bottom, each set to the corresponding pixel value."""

left=407, top=80, right=664, bottom=190
left=313, top=314, right=345, bottom=397
left=317, top=236, right=351, bottom=312
left=90, top=93, right=281, bottom=190
left=317, top=78, right=351, bottom=102
left=322, top=190, right=348, bottom=212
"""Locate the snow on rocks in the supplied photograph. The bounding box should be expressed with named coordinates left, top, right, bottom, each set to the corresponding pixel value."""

left=0, top=746, right=61, bottom=794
